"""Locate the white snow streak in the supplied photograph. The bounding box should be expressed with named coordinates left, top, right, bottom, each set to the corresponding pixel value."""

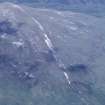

left=10, top=3, right=25, bottom=12
left=32, top=17, right=54, bottom=50
left=32, top=17, right=44, bottom=31
left=32, top=17, right=71, bottom=85
left=10, top=4, right=71, bottom=86
left=64, top=72, right=71, bottom=85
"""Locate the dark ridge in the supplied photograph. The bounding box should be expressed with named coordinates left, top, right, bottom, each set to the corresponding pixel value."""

left=67, top=64, right=88, bottom=73
left=26, top=61, right=41, bottom=72
left=42, top=50, right=56, bottom=63
left=17, top=72, right=34, bottom=81
left=0, top=20, right=17, bottom=35
left=0, top=54, right=18, bottom=67
left=23, top=60, right=42, bottom=75
left=0, top=46, right=41, bottom=86
left=0, top=54, right=41, bottom=87
left=11, top=70, right=39, bottom=88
